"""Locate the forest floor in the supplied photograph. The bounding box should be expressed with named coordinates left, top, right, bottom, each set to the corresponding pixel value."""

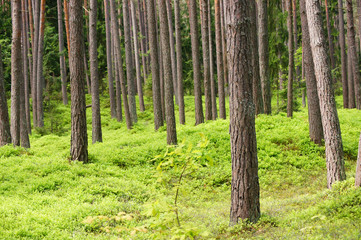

left=0, top=95, right=360, bottom=239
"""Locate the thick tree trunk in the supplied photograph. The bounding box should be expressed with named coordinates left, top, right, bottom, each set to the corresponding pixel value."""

left=0, top=45, right=11, bottom=146
left=36, top=0, right=46, bottom=128
left=338, top=0, right=348, bottom=108
left=250, top=1, right=264, bottom=115
left=130, top=0, right=145, bottom=112
left=355, top=133, right=361, bottom=187
left=69, top=0, right=88, bottom=162
left=287, top=0, right=294, bottom=118
left=300, top=0, right=324, bottom=145
left=104, top=0, right=117, bottom=118
left=346, top=0, right=361, bottom=109
left=110, top=0, right=132, bottom=129
left=200, top=0, right=212, bottom=121
left=148, top=0, right=164, bottom=130
left=189, top=0, right=204, bottom=125
left=208, top=1, right=217, bottom=120
left=158, top=0, right=177, bottom=145
left=11, top=0, right=22, bottom=146
left=165, top=0, right=178, bottom=104
left=258, top=0, right=271, bottom=115
left=57, top=0, right=68, bottom=106
left=174, top=0, right=185, bottom=124
left=215, top=0, right=225, bottom=119
left=306, top=0, right=346, bottom=188
left=123, top=0, right=138, bottom=123
left=226, top=0, right=260, bottom=224
left=89, top=0, right=102, bottom=143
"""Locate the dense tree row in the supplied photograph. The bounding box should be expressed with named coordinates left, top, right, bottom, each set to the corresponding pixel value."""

left=1, top=0, right=361, bottom=225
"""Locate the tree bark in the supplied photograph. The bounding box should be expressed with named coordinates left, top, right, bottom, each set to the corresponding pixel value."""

left=158, top=0, right=177, bottom=145
left=200, top=0, right=212, bottom=121
left=69, top=0, right=88, bottom=162
left=11, top=0, right=22, bottom=146
left=130, top=0, right=145, bottom=112
left=208, top=0, right=217, bottom=120
left=287, top=0, right=294, bottom=118
left=174, top=0, right=185, bottom=124
left=220, top=0, right=228, bottom=92
left=250, top=1, right=264, bottom=115
left=215, top=0, right=225, bottom=119
left=138, top=0, right=148, bottom=84
left=110, top=0, right=133, bottom=129
left=324, top=0, right=336, bottom=72
left=300, top=0, right=324, bottom=145
left=227, top=0, right=260, bottom=224
left=347, top=50, right=355, bottom=108
left=104, top=0, right=117, bottom=118
left=338, top=0, right=348, bottom=108
left=32, top=0, right=40, bottom=127
left=57, top=0, right=68, bottom=106
left=0, top=45, right=11, bottom=146
left=89, top=0, right=102, bottom=143
left=258, top=0, right=271, bottom=115
left=189, top=0, right=204, bottom=125
left=123, top=0, right=138, bottom=123
left=306, top=0, right=346, bottom=188
left=165, top=0, right=178, bottom=104
left=36, top=0, right=46, bottom=128
left=346, top=0, right=361, bottom=109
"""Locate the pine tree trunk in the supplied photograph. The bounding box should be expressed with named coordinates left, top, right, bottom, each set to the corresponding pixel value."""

left=114, top=51, right=123, bottom=122
left=123, top=0, right=138, bottom=123
left=174, top=0, right=185, bottom=124
left=69, top=0, right=88, bottom=162
left=189, top=0, right=204, bottom=125
left=32, top=0, right=40, bottom=127
left=158, top=0, right=177, bottom=145
left=287, top=0, right=294, bottom=118
left=0, top=45, right=11, bottom=146
left=208, top=1, right=217, bottom=120
left=325, top=0, right=336, bottom=72
left=104, top=0, right=117, bottom=118
left=250, top=1, right=264, bottom=115
left=148, top=0, right=164, bottom=130
left=130, top=0, right=145, bottom=112
left=338, top=0, right=348, bottom=108
left=200, top=0, right=212, bottom=121
left=165, top=0, right=178, bottom=104
left=227, top=0, right=260, bottom=224
left=306, top=0, right=346, bottom=188
left=220, top=0, right=228, bottom=93
left=215, top=0, right=225, bottom=119
left=258, top=0, right=271, bottom=115
left=57, top=0, right=68, bottom=106
left=138, top=0, right=148, bottom=83
left=89, top=0, right=102, bottom=143
left=346, top=0, right=361, bottom=109
left=300, top=0, right=324, bottom=145
left=11, top=0, right=22, bottom=146
left=36, top=0, right=46, bottom=128
left=348, top=51, right=355, bottom=108
left=110, top=0, right=132, bottom=129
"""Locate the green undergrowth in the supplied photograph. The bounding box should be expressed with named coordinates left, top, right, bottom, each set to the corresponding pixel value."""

left=0, top=95, right=360, bottom=239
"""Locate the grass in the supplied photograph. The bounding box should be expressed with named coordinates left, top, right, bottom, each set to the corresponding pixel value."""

left=0, top=95, right=360, bottom=239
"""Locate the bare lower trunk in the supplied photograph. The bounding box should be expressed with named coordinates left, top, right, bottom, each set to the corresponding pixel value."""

left=22, top=0, right=31, bottom=133
left=89, top=0, right=102, bottom=143
left=300, top=0, right=324, bottom=145
left=287, top=0, right=294, bottom=118
left=189, top=0, right=204, bottom=125
left=158, top=0, right=177, bottom=145
left=306, top=0, right=346, bottom=188
left=57, top=0, right=68, bottom=105
left=123, top=0, right=138, bottom=123
left=174, top=0, right=185, bottom=124
left=215, top=0, right=225, bottom=119
left=348, top=52, right=355, bottom=108
left=227, top=0, right=260, bottom=224
left=32, top=0, right=40, bottom=127
left=338, top=0, right=348, bottom=108
left=148, top=0, right=163, bottom=129
left=355, top=133, right=361, bottom=187
left=69, top=0, right=88, bottom=162
left=325, top=0, right=336, bottom=72
left=208, top=0, right=217, bottom=120
left=130, top=0, right=145, bottom=112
